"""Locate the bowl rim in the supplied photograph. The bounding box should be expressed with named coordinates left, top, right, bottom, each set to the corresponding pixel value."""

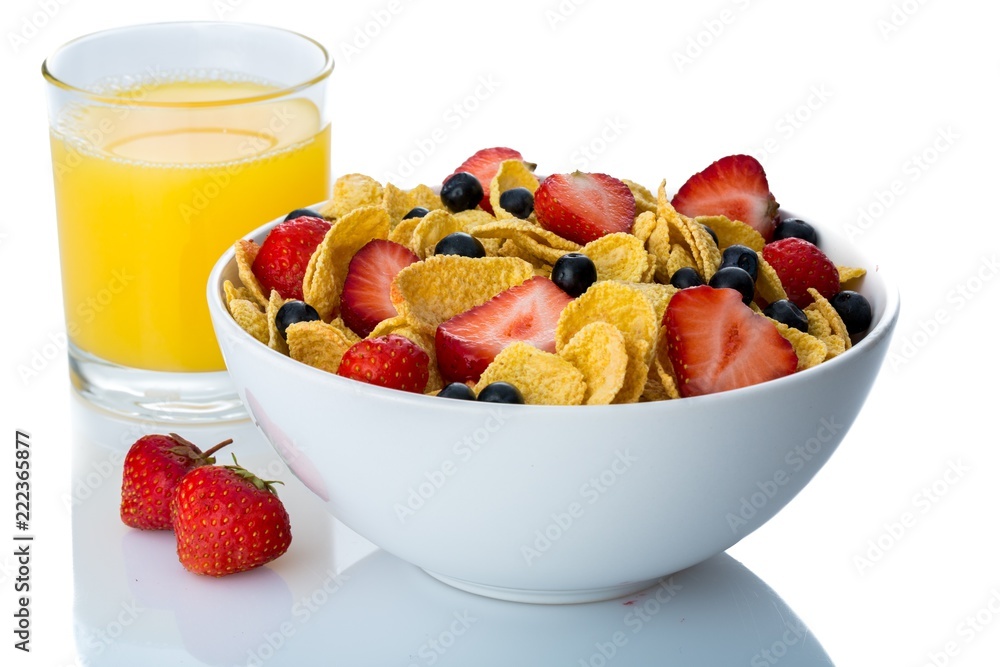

left=208, top=209, right=900, bottom=413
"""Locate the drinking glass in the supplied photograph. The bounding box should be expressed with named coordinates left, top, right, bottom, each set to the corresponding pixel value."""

left=43, top=22, right=332, bottom=422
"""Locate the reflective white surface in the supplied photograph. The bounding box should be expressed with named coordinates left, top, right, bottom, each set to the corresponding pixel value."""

left=4, top=1, right=999, bottom=665
left=71, top=399, right=833, bottom=666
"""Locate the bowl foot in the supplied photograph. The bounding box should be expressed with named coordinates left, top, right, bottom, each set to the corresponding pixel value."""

left=421, top=570, right=660, bottom=604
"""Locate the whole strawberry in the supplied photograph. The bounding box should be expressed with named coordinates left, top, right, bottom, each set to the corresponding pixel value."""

left=120, top=434, right=232, bottom=530
left=251, top=216, right=331, bottom=300
left=337, top=334, right=430, bottom=393
left=762, top=237, right=840, bottom=308
left=171, top=458, right=291, bottom=576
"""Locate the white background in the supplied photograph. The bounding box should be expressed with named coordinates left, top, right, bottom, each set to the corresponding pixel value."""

left=2, top=0, right=999, bottom=665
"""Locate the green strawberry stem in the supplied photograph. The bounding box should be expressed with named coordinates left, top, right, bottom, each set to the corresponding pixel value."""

left=224, top=455, right=284, bottom=496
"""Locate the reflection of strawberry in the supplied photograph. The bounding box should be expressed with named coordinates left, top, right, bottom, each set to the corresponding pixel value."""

left=436, top=276, right=572, bottom=383
left=337, top=335, right=430, bottom=393
left=341, top=240, right=419, bottom=337
left=252, top=216, right=331, bottom=300
left=534, top=172, right=636, bottom=245
left=664, top=286, right=796, bottom=398
left=762, top=238, right=840, bottom=308
left=450, top=147, right=526, bottom=214
left=672, top=155, right=779, bottom=240
left=120, top=434, right=231, bottom=530
left=171, top=458, right=292, bottom=577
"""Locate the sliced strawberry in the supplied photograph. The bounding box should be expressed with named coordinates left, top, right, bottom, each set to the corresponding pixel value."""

left=337, top=334, right=429, bottom=393
left=761, top=237, right=839, bottom=309
left=671, top=155, right=779, bottom=241
left=436, top=276, right=573, bottom=383
left=340, top=240, right=419, bottom=337
left=664, top=285, right=797, bottom=398
left=252, top=216, right=331, bottom=300
left=450, top=147, right=526, bottom=214
left=534, top=172, right=635, bottom=246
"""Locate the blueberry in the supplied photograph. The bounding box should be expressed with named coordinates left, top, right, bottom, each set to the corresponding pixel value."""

left=434, top=232, right=486, bottom=258
left=551, top=252, right=598, bottom=297
left=773, top=218, right=819, bottom=245
left=669, top=267, right=705, bottom=289
left=275, top=300, right=321, bottom=338
left=720, top=244, right=759, bottom=281
left=441, top=172, right=484, bottom=213
left=709, top=266, right=755, bottom=305
left=477, top=381, right=524, bottom=404
left=830, top=290, right=873, bottom=335
left=498, top=187, right=534, bottom=219
left=403, top=207, right=429, bottom=220
left=702, top=224, right=719, bottom=246
left=762, top=299, right=809, bottom=333
left=437, top=382, right=477, bottom=400
left=284, top=208, right=322, bottom=221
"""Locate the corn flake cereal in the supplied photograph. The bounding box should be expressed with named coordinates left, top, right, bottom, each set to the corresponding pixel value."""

left=382, top=183, right=414, bottom=225
left=407, top=184, right=444, bottom=212
left=664, top=244, right=697, bottom=282
left=804, top=308, right=832, bottom=339
left=303, top=206, right=390, bottom=320
left=388, top=215, right=423, bottom=252
left=623, top=179, right=657, bottom=216
left=655, top=180, right=685, bottom=237
left=286, top=320, right=354, bottom=374
left=839, top=265, right=867, bottom=285
left=489, top=159, right=539, bottom=219
left=551, top=282, right=660, bottom=405
left=321, top=174, right=384, bottom=219
left=235, top=240, right=267, bottom=307
left=695, top=215, right=764, bottom=252
left=806, top=288, right=852, bottom=351
left=755, top=252, right=788, bottom=304
left=392, top=255, right=535, bottom=332
left=223, top=279, right=252, bottom=308
left=614, top=338, right=652, bottom=404
left=328, top=317, right=362, bottom=344
left=448, top=209, right=492, bottom=233
left=229, top=299, right=268, bottom=344
left=265, top=290, right=288, bottom=354
left=475, top=342, right=585, bottom=406
left=653, top=340, right=681, bottom=400
left=413, top=209, right=464, bottom=259
left=558, top=322, right=629, bottom=405
left=582, top=232, right=649, bottom=282
left=678, top=215, right=721, bottom=280
left=556, top=281, right=658, bottom=354
left=472, top=219, right=581, bottom=251
left=631, top=210, right=657, bottom=245
left=770, top=320, right=827, bottom=371
left=615, top=281, right=678, bottom=324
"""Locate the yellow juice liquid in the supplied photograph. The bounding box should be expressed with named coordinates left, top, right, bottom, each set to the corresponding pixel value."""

left=51, top=80, right=330, bottom=372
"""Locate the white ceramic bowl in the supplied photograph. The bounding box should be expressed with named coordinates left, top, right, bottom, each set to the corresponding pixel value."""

left=208, top=213, right=899, bottom=604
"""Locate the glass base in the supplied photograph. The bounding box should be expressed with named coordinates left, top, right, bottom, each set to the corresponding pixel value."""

left=68, top=342, right=247, bottom=423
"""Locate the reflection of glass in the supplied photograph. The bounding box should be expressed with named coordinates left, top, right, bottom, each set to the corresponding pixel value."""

left=72, top=398, right=832, bottom=666
left=43, top=22, right=332, bottom=422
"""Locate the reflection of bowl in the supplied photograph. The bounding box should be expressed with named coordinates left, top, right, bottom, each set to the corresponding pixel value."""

left=207, top=214, right=899, bottom=604
left=295, top=550, right=835, bottom=665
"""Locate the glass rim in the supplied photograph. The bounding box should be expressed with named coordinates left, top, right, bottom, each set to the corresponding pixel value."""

left=41, top=21, right=333, bottom=108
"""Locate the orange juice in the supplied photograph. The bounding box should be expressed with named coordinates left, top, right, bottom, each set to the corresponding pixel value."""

left=51, top=80, right=330, bottom=372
